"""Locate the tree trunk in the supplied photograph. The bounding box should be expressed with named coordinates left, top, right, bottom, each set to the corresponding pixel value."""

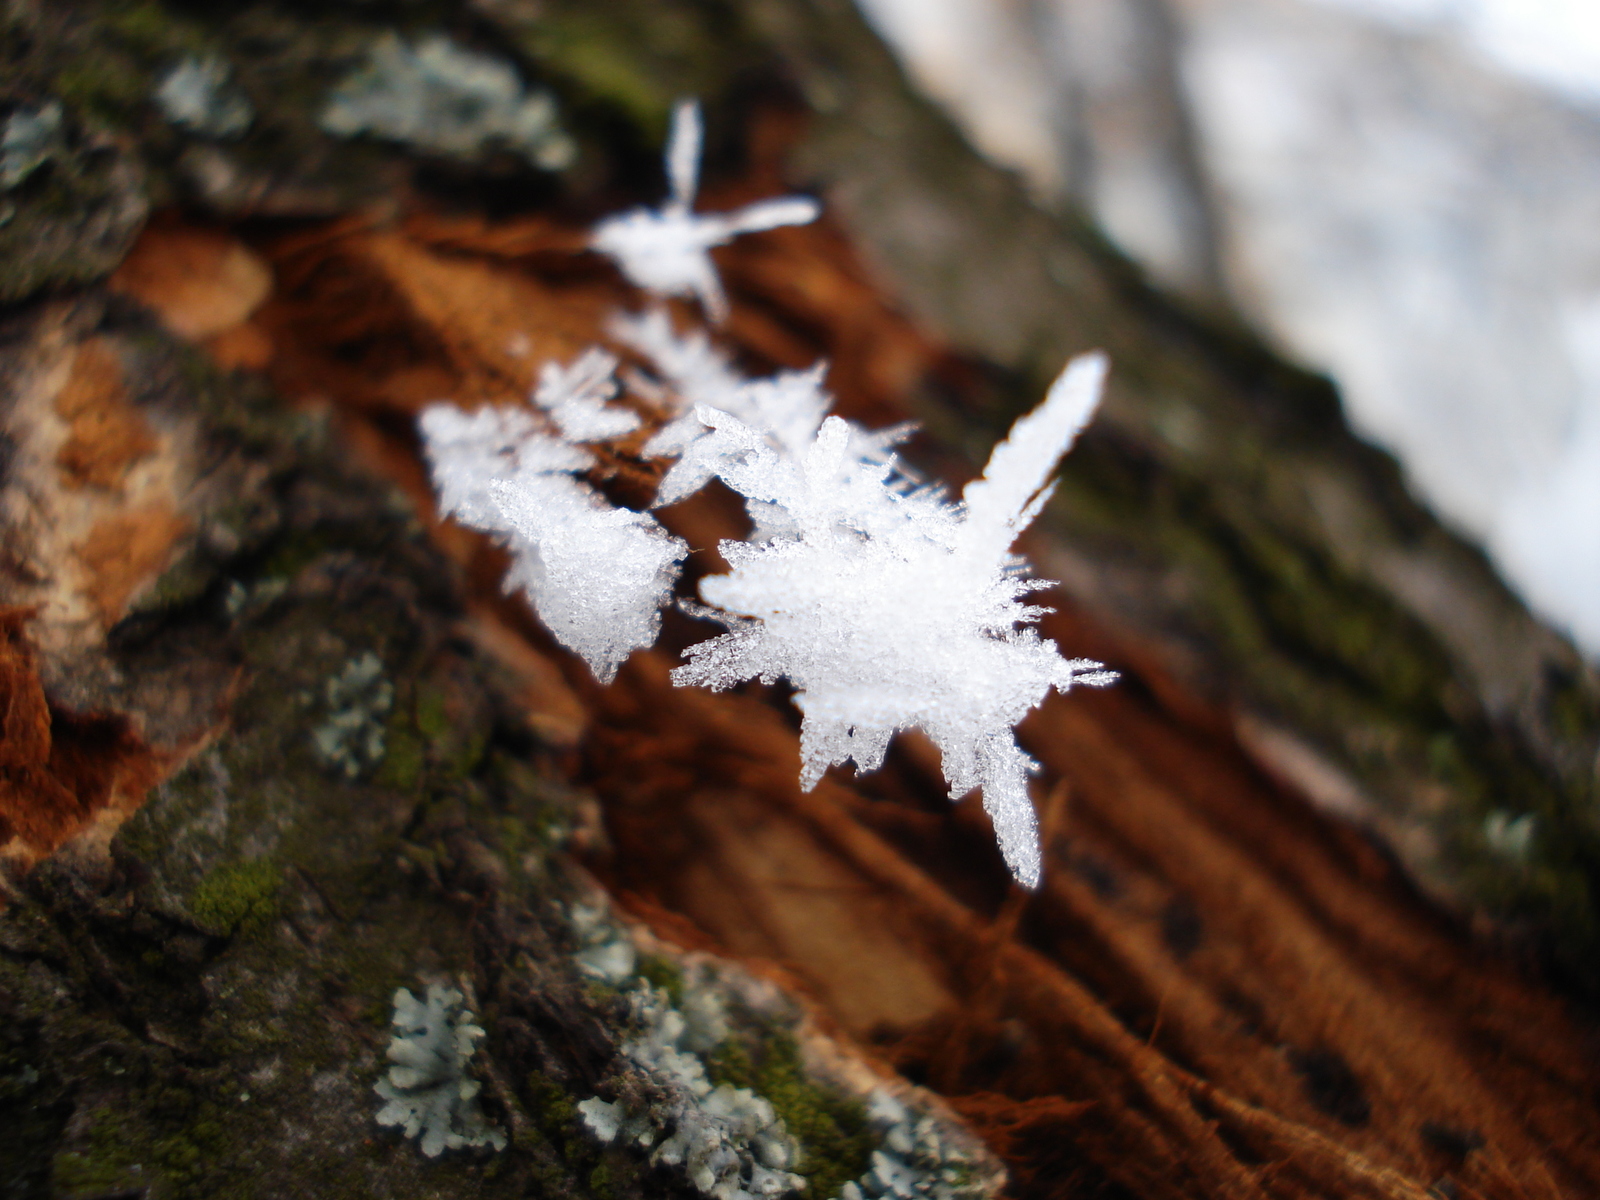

left=1, top=2, right=1597, bottom=1198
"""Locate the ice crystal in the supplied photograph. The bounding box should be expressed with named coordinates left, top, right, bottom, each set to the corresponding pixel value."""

left=419, top=391, right=685, bottom=683
left=532, top=346, right=640, bottom=442
left=320, top=33, right=574, bottom=170
left=374, top=984, right=506, bottom=1157
left=610, top=308, right=907, bottom=515
left=673, top=354, right=1119, bottom=887
left=592, top=101, right=820, bottom=322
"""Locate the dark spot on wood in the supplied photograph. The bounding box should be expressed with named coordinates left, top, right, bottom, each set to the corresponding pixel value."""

left=1289, top=1045, right=1370, bottom=1127
left=1420, top=1122, right=1483, bottom=1163
left=1218, top=986, right=1266, bottom=1038
left=1161, top=895, right=1202, bottom=960
left=1069, top=852, right=1122, bottom=899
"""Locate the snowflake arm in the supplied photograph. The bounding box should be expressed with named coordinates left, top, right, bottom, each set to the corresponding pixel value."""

left=532, top=346, right=640, bottom=442
left=591, top=99, right=821, bottom=322
left=961, top=350, right=1108, bottom=555
left=664, top=94, right=702, bottom=211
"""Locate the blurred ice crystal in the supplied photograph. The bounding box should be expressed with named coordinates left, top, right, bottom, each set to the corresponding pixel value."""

left=592, top=100, right=820, bottom=322
left=532, top=346, right=640, bottom=442
left=374, top=984, right=506, bottom=1157
left=673, top=353, right=1119, bottom=887
left=419, top=389, right=685, bottom=684
left=320, top=33, right=574, bottom=170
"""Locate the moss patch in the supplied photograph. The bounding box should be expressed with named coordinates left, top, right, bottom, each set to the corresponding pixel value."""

left=711, top=1031, right=875, bottom=1200
left=188, top=858, right=282, bottom=935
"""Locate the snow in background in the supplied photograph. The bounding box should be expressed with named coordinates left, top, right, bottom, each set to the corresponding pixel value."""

left=854, top=0, right=1600, bottom=660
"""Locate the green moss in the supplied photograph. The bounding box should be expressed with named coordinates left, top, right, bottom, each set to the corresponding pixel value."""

left=710, top=1032, right=874, bottom=1200
left=257, top=530, right=337, bottom=582
left=51, top=1104, right=153, bottom=1198
left=524, top=1072, right=578, bottom=1131
left=376, top=721, right=426, bottom=792
left=415, top=685, right=452, bottom=741
left=189, top=859, right=281, bottom=935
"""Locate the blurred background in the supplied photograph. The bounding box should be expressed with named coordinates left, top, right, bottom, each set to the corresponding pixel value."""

left=856, top=0, right=1600, bottom=662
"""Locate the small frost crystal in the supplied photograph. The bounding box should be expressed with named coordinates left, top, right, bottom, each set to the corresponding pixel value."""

left=420, top=368, right=685, bottom=683
left=534, top=346, right=641, bottom=442
left=592, top=100, right=820, bottom=322
left=611, top=309, right=905, bottom=515
left=675, top=354, right=1119, bottom=887
left=375, top=984, right=506, bottom=1157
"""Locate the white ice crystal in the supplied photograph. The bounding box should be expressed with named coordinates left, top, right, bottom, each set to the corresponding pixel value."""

left=374, top=984, right=506, bottom=1157
left=610, top=308, right=908, bottom=514
left=672, top=353, right=1119, bottom=888
left=419, top=388, right=685, bottom=683
left=592, top=101, right=820, bottom=322
left=532, top=346, right=641, bottom=442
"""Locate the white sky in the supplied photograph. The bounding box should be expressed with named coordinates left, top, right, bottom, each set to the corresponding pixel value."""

left=1311, top=0, right=1600, bottom=102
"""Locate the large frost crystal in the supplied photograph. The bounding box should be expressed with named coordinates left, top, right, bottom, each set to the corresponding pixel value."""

left=419, top=364, right=685, bottom=684
left=592, top=100, right=820, bottom=322
left=673, top=354, right=1118, bottom=887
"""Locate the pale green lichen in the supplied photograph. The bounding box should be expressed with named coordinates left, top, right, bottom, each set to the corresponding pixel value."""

left=578, top=982, right=806, bottom=1200
left=375, top=984, right=507, bottom=1158
left=1, top=102, right=65, bottom=189
left=155, top=56, right=253, bottom=138
left=319, top=33, right=575, bottom=171
left=312, top=653, right=393, bottom=778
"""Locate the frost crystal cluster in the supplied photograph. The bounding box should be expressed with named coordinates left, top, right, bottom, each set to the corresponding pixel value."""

left=374, top=984, right=506, bottom=1157
left=419, top=97, right=1115, bottom=887
left=672, top=356, right=1117, bottom=887
left=419, top=358, right=685, bottom=684
left=592, top=100, right=820, bottom=323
